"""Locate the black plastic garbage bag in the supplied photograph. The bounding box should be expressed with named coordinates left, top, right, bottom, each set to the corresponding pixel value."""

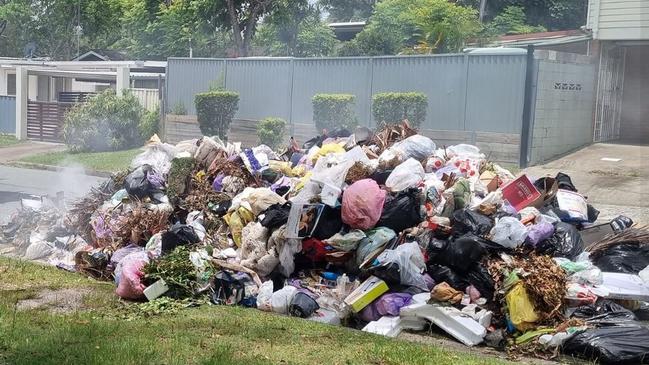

left=289, top=292, right=320, bottom=318
left=369, top=262, right=402, bottom=286
left=452, top=209, right=493, bottom=237
left=562, top=325, right=649, bottom=364
left=210, top=271, right=255, bottom=306
left=311, top=205, right=343, bottom=240
left=466, top=264, right=495, bottom=302
left=555, top=172, right=578, bottom=192
left=571, top=299, right=638, bottom=324
left=427, top=264, right=469, bottom=291
left=592, top=244, right=649, bottom=274
left=161, top=223, right=200, bottom=254
left=124, top=164, right=162, bottom=199
left=209, top=200, right=231, bottom=216
left=377, top=189, right=423, bottom=233
left=428, top=236, right=485, bottom=273
left=536, top=222, right=584, bottom=260
left=260, top=202, right=291, bottom=231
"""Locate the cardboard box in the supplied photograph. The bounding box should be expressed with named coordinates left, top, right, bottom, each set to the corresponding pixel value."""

left=344, top=276, right=389, bottom=313
left=501, top=175, right=541, bottom=212
left=479, top=171, right=500, bottom=192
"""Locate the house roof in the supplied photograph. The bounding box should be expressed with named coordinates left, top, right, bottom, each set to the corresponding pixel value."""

left=72, top=49, right=127, bottom=61
left=494, top=30, right=592, bottom=47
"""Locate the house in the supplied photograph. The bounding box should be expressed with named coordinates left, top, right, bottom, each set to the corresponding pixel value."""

left=491, top=30, right=593, bottom=55
left=587, top=0, right=649, bottom=142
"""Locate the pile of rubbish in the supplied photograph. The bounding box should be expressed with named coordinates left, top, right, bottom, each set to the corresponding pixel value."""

left=3, top=123, right=649, bottom=364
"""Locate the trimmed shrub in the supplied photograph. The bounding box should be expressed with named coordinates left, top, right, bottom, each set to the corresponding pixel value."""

left=63, top=90, right=146, bottom=152
left=194, top=91, right=239, bottom=140
left=139, top=107, right=160, bottom=141
left=372, top=92, right=428, bottom=127
left=312, top=94, right=357, bottom=132
left=257, top=117, right=287, bottom=149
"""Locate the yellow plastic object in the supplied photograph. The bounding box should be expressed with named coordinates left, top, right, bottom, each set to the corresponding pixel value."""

left=224, top=207, right=254, bottom=247
left=312, top=143, right=345, bottom=162
left=268, top=161, right=294, bottom=176
left=505, top=282, right=539, bottom=331
left=294, top=171, right=313, bottom=192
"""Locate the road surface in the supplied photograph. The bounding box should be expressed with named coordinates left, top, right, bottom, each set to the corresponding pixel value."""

left=0, top=165, right=106, bottom=223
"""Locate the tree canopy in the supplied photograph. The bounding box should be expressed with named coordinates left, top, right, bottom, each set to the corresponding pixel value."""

left=0, top=0, right=588, bottom=60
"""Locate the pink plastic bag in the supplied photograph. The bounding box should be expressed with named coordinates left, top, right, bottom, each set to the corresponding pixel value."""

left=115, top=252, right=149, bottom=300
left=342, top=179, right=386, bottom=230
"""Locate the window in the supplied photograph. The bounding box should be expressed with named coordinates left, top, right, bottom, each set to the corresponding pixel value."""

left=7, top=73, right=16, bottom=95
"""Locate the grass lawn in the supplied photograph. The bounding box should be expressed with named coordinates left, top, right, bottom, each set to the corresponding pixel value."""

left=0, top=256, right=514, bottom=365
left=19, top=148, right=141, bottom=173
left=0, top=134, right=19, bottom=147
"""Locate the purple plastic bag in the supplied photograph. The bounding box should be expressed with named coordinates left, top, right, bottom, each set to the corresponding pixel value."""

left=359, top=293, right=413, bottom=322
left=212, top=174, right=225, bottom=192
left=146, top=170, right=165, bottom=189
left=526, top=221, right=555, bottom=246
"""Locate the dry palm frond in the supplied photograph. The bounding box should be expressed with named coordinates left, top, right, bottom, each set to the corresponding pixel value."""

left=587, top=226, right=649, bottom=259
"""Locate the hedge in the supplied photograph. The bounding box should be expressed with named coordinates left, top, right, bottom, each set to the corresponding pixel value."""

left=63, top=90, right=146, bottom=152
left=194, top=91, right=239, bottom=140
left=257, top=117, right=287, bottom=149
left=372, top=92, right=428, bottom=127
left=312, top=94, right=357, bottom=132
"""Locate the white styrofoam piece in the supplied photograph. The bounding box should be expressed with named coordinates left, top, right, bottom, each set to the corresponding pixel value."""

left=143, top=279, right=169, bottom=301
left=362, top=316, right=402, bottom=338
left=399, top=303, right=485, bottom=346
left=412, top=292, right=431, bottom=304
left=600, top=272, right=649, bottom=301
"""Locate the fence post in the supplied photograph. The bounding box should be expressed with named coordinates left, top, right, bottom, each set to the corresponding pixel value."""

left=15, top=66, right=29, bottom=140
left=519, top=45, right=536, bottom=168
left=366, top=57, right=374, bottom=127
left=288, top=58, right=295, bottom=136
left=460, top=54, right=470, bottom=135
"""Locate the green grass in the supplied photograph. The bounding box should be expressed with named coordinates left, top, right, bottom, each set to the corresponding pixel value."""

left=0, top=256, right=514, bottom=365
left=0, top=134, right=19, bottom=147
left=19, top=148, right=141, bottom=173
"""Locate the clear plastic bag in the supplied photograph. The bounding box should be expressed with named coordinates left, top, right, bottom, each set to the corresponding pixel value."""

left=325, top=230, right=366, bottom=251
left=385, top=158, right=425, bottom=192
left=375, top=241, right=428, bottom=290
left=390, top=135, right=436, bottom=161
left=256, top=280, right=274, bottom=311
left=490, top=217, right=528, bottom=248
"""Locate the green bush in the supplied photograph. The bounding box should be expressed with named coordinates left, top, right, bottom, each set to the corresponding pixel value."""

left=63, top=90, right=146, bottom=152
left=312, top=94, right=357, bottom=132
left=257, top=117, right=287, bottom=149
left=372, top=92, right=428, bottom=127
left=139, top=107, right=160, bottom=141
left=170, top=101, right=187, bottom=115
left=194, top=91, right=239, bottom=140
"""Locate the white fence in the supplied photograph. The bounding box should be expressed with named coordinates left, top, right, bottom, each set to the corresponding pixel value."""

left=131, top=88, right=159, bottom=111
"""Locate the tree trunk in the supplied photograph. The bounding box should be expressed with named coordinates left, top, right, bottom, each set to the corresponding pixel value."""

left=479, top=0, right=487, bottom=23
left=224, top=0, right=245, bottom=57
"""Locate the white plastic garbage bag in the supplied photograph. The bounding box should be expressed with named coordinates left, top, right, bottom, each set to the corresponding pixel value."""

left=385, top=158, right=425, bottom=192
left=257, top=281, right=274, bottom=311
left=390, top=135, right=436, bottom=160
left=490, top=217, right=528, bottom=248
left=271, top=285, right=298, bottom=314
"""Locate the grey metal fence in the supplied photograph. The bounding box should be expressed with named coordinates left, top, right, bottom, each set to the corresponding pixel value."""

left=166, top=54, right=528, bottom=134
left=0, top=96, right=16, bottom=134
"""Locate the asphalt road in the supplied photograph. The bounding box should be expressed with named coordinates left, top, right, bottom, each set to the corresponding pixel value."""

left=0, top=165, right=106, bottom=223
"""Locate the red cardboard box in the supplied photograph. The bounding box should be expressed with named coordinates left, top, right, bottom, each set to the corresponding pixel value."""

left=501, top=175, right=541, bottom=212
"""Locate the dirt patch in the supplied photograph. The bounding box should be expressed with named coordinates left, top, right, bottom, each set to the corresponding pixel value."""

left=17, top=288, right=90, bottom=314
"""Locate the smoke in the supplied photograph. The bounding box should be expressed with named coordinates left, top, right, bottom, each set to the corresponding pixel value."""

left=51, top=158, right=108, bottom=208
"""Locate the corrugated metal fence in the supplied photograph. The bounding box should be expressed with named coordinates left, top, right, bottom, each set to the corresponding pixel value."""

left=0, top=96, right=16, bottom=134
left=166, top=54, right=527, bottom=134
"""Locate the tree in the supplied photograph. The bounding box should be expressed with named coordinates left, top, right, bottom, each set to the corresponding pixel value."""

left=487, top=6, right=546, bottom=35
left=319, top=0, right=375, bottom=22
left=342, top=0, right=480, bottom=56
left=254, top=1, right=337, bottom=57
left=0, top=0, right=123, bottom=59
left=457, top=0, right=588, bottom=30
left=196, top=0, right=276, bottom=57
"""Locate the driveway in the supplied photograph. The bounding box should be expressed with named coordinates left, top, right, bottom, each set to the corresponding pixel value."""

left=0, top=141, right=66, bottom=163
left=525, top=142, right=649, bottom=225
